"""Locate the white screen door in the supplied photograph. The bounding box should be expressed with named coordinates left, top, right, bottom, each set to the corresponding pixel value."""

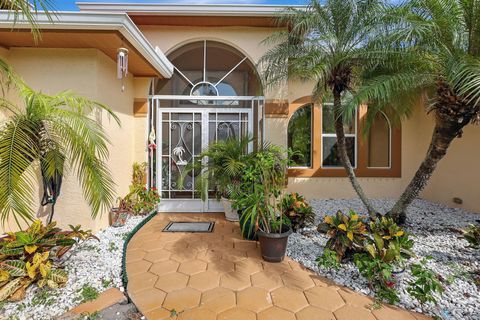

left=157, top=104, right=253, bottom=212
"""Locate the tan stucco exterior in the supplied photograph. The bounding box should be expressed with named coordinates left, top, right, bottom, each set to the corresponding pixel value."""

left=0, top=48, right=136, bottom=233
left=1, top=22, right=479, bottom=234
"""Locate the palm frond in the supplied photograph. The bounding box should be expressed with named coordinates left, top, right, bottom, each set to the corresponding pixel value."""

left=0, top=115, right=39, bottom=225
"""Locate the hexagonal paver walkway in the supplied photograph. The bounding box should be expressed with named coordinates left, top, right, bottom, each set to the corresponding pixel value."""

left=126, top=213, right=430, bottom=320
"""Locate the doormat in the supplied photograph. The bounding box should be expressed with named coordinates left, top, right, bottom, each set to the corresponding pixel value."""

left=162, top=221, right=215, bottom=233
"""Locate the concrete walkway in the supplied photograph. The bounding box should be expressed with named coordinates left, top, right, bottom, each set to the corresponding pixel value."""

left=126, top=213, right=430, bottom=320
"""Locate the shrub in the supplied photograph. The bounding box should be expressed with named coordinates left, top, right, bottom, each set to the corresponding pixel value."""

left=322, top=210, right=367, bottom=260
left=462, top=224, right=480, bottom=248
left=316, top=248, right=341, bottom=270
left=407, top=258, right=443, bottom=305
left=0, top=221, right=95, bottom=302
left=354, top=253, right=399, bottom=304
left=281, top=193, right=315, bottom=231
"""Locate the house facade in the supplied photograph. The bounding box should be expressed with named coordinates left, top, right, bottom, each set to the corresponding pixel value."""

left=0, top=3, right=478, bottom=232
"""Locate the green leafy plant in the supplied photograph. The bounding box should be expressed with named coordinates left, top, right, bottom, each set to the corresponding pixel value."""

left=316, top=248, right=341, bottom=270
left=233, top=144, right=289, bottom=235
left=462, top=224, right=480, bottom=248
left=0, top=220, right=95, bottom=302
left=116, top=162, right=160, bottom=216
left=79, top=284, right=99, bottom=303
left=322, top=210, right=367, bottom=260
left=281, top=193, right=315, bottom=231
left=366, top=217, right=414, bottom=262
left=407, top=259, right=443, bottom=305
left=354, top=253, right=399, bottom=304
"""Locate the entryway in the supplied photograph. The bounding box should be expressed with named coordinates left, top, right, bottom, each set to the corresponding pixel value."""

left=149, top=96, right=263, bottom=212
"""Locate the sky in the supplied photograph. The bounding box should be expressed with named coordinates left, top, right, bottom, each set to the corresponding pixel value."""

left=47, top=0, right=309, bottom=11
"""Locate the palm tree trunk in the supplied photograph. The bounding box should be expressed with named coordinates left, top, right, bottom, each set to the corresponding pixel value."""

left=388, top=115, right=465, bottom=224
left=333, top=91, right=378, bottom=219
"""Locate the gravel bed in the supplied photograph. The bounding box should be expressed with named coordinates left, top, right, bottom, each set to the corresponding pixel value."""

left=1, top=214, right=152, bottom=320
left=286, top=198, right=480, bottom=320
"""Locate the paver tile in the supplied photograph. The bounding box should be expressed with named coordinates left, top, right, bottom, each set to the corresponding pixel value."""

left=271, top=287, right=309, bottom=312
left=338, top=287, right=373, bottom=309
left=207, top=260, right=235, bottom=274
left=217, top=307, right=256, bottom=320
left=305, top=286, right=345, bottom=311
left=132, top=288, right=166, bottom=312
left=126, top=249, right=146, bottom=263
left=178, top=259, right=207, bottom=275
left=295, top=306, right=336, bottom=320
left=200, top=287, right=236, bottom=313
left=251, top=271, right=283, bottom=292
left=334, top=305, right=376, bottom=320
left=235, top=258, right=263, bottom=275
left=281, top=270, right=316, bottom=290
left=258, top=306, right=296, bottom=320
left=220, top=270, right=251, bottom=291
left=155, top=272, right=189, bottom=292
left=150, top=260, right=179, bottom=276
left=163, top=288, right=201, bottom=312
left=237, top=287, right=272, bottom=312
left=372, top=306, right=417, bottom=320
left=177, top=307, right=216, bottom=320
left=127, top=272, right=158, bottom=294
left=126, top=260, right=152, bottom=277
left=144, top=249, right=171, bottom=263
left=142, top=307, right=171, bottom=320
left=188, top=270, right=221, bottom=292
left=197, top=249, right=223, bottom=262
left=170, top=249, right=198, bottom=262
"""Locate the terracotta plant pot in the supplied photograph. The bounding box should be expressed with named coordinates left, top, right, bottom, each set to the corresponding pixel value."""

left=257, top=226, right=292, bottom=262
left=221, top=197, right=239, bottom=222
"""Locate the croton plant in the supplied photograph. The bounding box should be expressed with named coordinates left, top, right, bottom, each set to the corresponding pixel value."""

left=0, top=220, right=95, bottom=302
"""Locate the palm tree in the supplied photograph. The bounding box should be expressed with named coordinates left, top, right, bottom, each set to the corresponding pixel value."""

left=260, top=0, right=396, bottom=219
left=0, top=84, right=120, bottom=226
left=348, top=0, right=480, bottom=223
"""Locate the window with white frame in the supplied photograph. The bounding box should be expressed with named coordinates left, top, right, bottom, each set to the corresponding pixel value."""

left=321, top=104, right=356, bottom=167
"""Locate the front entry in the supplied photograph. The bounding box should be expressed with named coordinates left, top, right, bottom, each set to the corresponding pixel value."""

left=155, top=98, right=259, bottom=212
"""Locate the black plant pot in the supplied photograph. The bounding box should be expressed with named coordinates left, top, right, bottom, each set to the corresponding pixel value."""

left=257, top=226, right=292, bottom=263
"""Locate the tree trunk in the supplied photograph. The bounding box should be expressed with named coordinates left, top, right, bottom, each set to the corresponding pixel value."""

left=388, top=115, right=465, bottom=224
left=333, top=91, right=378, bottom=219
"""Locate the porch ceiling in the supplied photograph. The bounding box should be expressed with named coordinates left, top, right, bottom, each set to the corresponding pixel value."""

left=0, top=29, right=159, bottom=77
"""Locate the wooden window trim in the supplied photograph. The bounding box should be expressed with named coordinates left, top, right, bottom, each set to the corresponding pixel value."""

left=287, top=97, right=401, bottom=178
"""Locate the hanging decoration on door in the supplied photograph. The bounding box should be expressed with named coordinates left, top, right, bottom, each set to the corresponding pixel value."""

left=173, top=146, right=187, bottom=166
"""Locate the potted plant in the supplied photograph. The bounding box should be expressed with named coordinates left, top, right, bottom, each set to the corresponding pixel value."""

left=237, top=144, right=292, bottom=262
left=182, top=135, right=252, bottom=221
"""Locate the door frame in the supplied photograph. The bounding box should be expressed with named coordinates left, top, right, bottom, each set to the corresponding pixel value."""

left=150, top=95, right=264, bottom=213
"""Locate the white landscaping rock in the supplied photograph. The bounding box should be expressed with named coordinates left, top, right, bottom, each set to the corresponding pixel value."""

left=286, top=198, right=480, bottom=320
left=1, top=213, right=153, bottom=320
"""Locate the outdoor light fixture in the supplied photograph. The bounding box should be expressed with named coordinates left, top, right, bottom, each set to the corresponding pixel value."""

left=117, top=47, right=129, bottom=91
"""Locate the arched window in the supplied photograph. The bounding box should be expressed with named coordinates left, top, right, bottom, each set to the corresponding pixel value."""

left=288, top=104, right=312, bottom=167
left=368, top=112, right=391, bottom=168
left=151, top=40, right=262, bottom=102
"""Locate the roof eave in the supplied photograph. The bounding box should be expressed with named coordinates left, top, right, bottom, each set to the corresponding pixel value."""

left=75, top=2, right=306, bottom=17
left=0, top=11, right=174, bottom=78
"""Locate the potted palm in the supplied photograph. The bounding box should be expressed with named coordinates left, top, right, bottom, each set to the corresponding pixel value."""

left=181, top=135, right=252, bottom=221
left=237, top=144, right=292, bottom=262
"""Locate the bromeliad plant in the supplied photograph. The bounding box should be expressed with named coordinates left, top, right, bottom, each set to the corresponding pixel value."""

left=462, top=224, right=480, bottom=248
left=281, top=193, right=315, bottom=231
left=0, top=220, right=95, bottom=302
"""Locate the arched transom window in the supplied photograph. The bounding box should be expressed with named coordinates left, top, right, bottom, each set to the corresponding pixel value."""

left=151, top=40, right=262, bottom=101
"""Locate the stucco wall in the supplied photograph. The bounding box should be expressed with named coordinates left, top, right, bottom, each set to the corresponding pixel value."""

left=0, top=48, right=135, bottom=233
